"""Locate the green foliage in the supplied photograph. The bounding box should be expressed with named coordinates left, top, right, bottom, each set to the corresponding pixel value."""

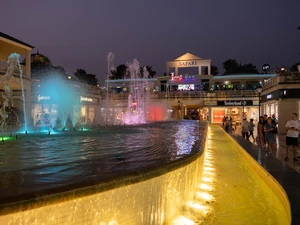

left=74, top=69, right=98, bottom=86
left=222, top=59, right=259, bottom=75
left=141, top=65, right=156, bottom=78
left=113, top=64, right=127, bottom=79
left=290, top=62, right=300, bottom=71
left=203, top=65, right=219, bottom=76
left=31, top=63, right=68, bottom=80
left=111, top=64, right=156, bottom=79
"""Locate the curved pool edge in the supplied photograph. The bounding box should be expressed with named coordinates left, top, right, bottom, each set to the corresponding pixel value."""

left=223, top=126, right=292, bottom=224
left=0, top=122, right=209, bottom=217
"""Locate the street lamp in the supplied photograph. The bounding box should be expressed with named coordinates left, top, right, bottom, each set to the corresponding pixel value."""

left=256, top=87, right=263, bottom=118
left=242, top=95, right=245, bottom=118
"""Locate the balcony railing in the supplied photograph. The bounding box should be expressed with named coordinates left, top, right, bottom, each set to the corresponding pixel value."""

left=0, top=60, right=28, bottom=77
left=101, top=90, right=259, bottom=103
left=68, top=80, right=101, bottom=95
left=263, top=72, right=300, bottom=89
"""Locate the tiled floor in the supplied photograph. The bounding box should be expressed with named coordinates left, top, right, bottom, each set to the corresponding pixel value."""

left=230, top=126, right=300, bottom=173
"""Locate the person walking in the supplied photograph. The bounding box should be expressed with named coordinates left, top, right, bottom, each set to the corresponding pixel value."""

left=264, top=117, right=276, bottom=153
left=271, top=114, right=278, bottom=133
left=241, top=117, right=249, bottom=140
left=256, top=116, right=266, bottom=149
left=285, top=113, right=300, bottom=161
left=248, top=118, right=255, bottom=142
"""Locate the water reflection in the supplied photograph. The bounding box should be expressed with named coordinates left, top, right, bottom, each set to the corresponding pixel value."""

left=0, top=121, right=204, bottom=203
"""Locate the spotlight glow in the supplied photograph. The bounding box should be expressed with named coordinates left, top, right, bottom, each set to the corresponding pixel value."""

left=199, top=183, right=213, bottom=191
left=188, top=201, right=211, bottom=214
left=196, top=192, right=214, bottom=201
left=172, top=216, right=195, bottom=225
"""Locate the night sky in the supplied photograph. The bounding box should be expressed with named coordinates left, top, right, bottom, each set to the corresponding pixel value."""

left=1, top=0, right=300, bottom=84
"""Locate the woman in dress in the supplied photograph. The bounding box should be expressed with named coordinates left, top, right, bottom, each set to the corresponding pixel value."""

left=256, top=116, right=266, bottom=149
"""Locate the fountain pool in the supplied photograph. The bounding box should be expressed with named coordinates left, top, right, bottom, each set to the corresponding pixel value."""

left=0, top=122, right=291, bottom=225
left=0, top=121, right=204, bottom=204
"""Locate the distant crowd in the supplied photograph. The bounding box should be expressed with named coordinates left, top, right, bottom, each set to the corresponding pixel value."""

left=223, top=113, right=300, bottom=161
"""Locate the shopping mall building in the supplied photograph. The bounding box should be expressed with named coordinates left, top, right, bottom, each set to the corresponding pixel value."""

left=1, top=32, right=300, bottom=134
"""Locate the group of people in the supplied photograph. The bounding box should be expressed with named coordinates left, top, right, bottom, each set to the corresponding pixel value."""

left=255, top=114, right=278, bottom=153
left=244, top=113, right=300, bottom=162
left=223, top=112, right=300, bottom=162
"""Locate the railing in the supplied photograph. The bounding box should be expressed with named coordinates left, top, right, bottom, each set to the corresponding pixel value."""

left=69, top=81, right=101, bottom=95
left=263, top=72, right=300, bottom=89
left=0, top=60, right=28, bottom=77
left=101, top=90, right=259, bottom=102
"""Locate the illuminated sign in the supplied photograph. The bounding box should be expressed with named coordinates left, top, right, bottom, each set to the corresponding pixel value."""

left=178, top=84, right=194, bottom=90
left=179, top=61, right=197, bottom=66
left=217, top=100, right=253, bottom=106
left=267, top=94, right=272, bottom=99
left=37, top=95, right=50, bottom=102
left=171, top=73, right=183, bottom=81
left=184, top=75, right=195, bottom=79
left=80, top=96, right=93, bottom=102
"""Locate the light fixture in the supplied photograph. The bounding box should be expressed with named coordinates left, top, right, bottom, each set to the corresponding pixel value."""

left=256, top=87, right=263, bottom=117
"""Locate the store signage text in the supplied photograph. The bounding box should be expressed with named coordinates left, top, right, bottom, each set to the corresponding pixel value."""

left=171, top=73, right=183, bottom=81
left=217, top=100, right=253, bottom=106
left=37, top=95, right=50, bottom=102
left=80, top=96, right=93, bottom=102
left=179, top=61, right=197, bottom=66
left=184, top=75, right=195, bottom=79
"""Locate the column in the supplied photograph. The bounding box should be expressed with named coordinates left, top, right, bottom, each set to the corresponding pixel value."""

left=208, top=64, right=211, bottom=75
left=208, top=107, right=212, bottom=123
left=175, top=67, right=178, bottom=76
left=26, top=50, right=31, bottom=78
left=25, top=82, right=32, bottom=129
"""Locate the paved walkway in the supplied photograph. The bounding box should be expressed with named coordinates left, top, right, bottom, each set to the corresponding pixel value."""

left=225, top=125, right=300, bottom=224
left=230, top=126, right=300, bottom=173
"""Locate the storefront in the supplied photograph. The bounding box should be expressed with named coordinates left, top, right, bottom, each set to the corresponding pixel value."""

left=167, top=74, right=203, bottom=91
left=32, top=93, right=99, bottom=128
left=209, top=100, right=259, bottom=125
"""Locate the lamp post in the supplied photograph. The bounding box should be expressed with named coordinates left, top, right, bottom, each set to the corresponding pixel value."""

left=256, top=87, right=263, bottom=118
left=242, top=95, right=245, bottom=118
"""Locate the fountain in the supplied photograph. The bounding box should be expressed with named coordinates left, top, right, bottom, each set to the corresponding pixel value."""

left=104, top=54, right=164, bottom=125
left=106, top=52, right=115, bottom=125
left=0, top=53, right=291, bottom=224
left=35, top=76, right=82, bottom=131
left=0, top=53, right=27, bottom=133
left=121, top=58, right=149, bottom=124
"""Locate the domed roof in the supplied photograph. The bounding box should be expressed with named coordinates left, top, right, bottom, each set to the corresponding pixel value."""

left=31, top=50, right=51, bottom=65
left=22, top=50, right=52, bottom=65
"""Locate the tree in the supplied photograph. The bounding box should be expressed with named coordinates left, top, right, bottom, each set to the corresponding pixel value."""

left=222, top=59, right=259, bottom=75
left=74, top=69, right=98, bottom=86
left=222, top=59, right=239, bottom=75
left=203, top=65, right=219, bottom=76
left=139, top=65, right=157, bottom=78
left=31, top=63, right=69, bottom=80
left=114, top=64, right=127, bottom=79
left=240, top=64, right=259, bottom=74
left=290, top=62, right=300, bottom=72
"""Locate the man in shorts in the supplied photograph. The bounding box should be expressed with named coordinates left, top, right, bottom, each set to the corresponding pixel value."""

left=285, top=113, right=300, bottom=161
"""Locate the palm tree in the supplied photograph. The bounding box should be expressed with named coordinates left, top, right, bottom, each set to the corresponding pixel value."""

left=114, top=64, right=127, bottom=79
left=222, top=59, right=239, bottom=75
left=203, top=65, right=219, bottom=76
left=240, top=64, right=259, bottom=74
left=290, top=62, right=300, bottom=71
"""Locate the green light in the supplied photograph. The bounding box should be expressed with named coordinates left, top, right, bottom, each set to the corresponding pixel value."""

left=0, top=136, right=14, bottom=141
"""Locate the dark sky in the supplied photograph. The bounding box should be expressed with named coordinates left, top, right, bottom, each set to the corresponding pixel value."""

left=1, top=0, right=300, bottom=84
